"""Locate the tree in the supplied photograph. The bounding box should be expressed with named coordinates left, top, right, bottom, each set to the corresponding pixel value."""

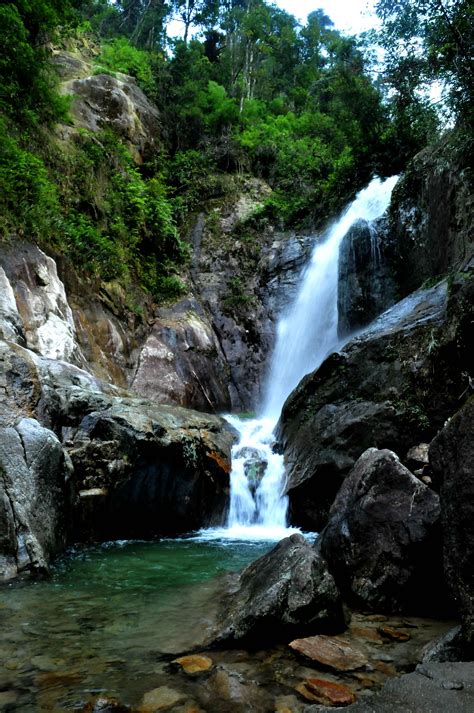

left=375, top=0, right=473, bottom=122
left=0, top=1, right=75, bottom=123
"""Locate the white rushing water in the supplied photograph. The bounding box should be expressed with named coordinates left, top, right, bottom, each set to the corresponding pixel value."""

left=207, top=176, right=398, bottom=542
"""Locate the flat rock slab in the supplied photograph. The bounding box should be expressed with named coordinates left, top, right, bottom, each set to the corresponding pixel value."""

left=289, top=635, right=368, bottom=671
left=296, top=677, right=356, bottom=705
left=347, top=662, right=474, bottom=712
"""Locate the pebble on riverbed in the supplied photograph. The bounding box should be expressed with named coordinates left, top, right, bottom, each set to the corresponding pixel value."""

left=171, top=655, right=213, bottom=675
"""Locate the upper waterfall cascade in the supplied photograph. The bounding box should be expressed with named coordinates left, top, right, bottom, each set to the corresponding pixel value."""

left=211, top=176, right=398, bottom=541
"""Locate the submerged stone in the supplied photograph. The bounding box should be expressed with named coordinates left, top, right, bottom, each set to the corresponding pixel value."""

left=296, top=677, right=356, bottom=705
left=139, top=686, right=187, bottom=712
left=172, top=655, right=213, bottom=675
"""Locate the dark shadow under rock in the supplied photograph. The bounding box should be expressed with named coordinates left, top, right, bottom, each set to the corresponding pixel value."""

left=430, top=397, right=474, bottom=654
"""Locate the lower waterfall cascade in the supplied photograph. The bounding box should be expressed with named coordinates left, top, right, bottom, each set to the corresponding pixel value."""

left=210, top=175, right=399, bottom=541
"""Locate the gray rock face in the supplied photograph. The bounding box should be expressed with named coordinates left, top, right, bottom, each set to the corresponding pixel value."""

left=0, top=419, right=67, bottom=581
left=278, top=273, right=473, bottom=531
left=69, top=399, right=234, bottom=540
left=61, top=73, right=161, bottom=161
left=430, top=397, right=474, bottom=653
left=186, top=183, right=315, bottom=410
left=318, top=448, right=443, bottom=613
left=347, top=663, right=474, bottom=713
left=0, top=338, right=234, bottom=549
left=212, top=534, right=346, bottom=646
left=337, top=218, right=396, bottom=336
left=382, top=133, right=473, bottom=297
left=0, top=242, right=80, bottom=363
left=422, top=626, right=465, bottom=663
left=131, top=298, right=231, bottom=411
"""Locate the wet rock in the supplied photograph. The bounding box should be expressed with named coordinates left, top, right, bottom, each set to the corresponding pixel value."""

left=377, top=626, right=411, bottom=642
left=295, top=677, right=356, bottom=705
left=0, top=418, right=67, bottom=581
left=201, top=668, right=266, bottom=710
left=212, top=534, right=346, bottom=646
left=172, top=655, right=213, bottom=675
left=82, top=697, right=131, bottom=712
left=422, top=626, right=465, bottom=663
left=382, top=131, right=473, bottom=298
left=0, top=338, right=233, bottom=544
left=338, top=219, right=395, bottom=337
left=139, top=686, right=187, bottom=712
left=278, top=273, right=473, bottom=531
left=289, top=635, right=368, bottom=671
left=346, top=662, right=474, bottom=712
left=0, top=690, right=18, bottom=709
left=69, top=400, right=233, bottom=539
left=240, top=448, right=267, bottom=496
left=318, top=448, right=443, bottom=613
left=430, top=397, right=474, bottom=652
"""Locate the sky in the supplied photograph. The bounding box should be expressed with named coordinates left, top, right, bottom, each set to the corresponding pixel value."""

left=168, top=0, right=380, bottom=40
left=273, top=0, right=380, bottom=35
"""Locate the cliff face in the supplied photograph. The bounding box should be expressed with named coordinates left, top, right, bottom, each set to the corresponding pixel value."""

left=278, top=132, right=474, bottom=531
left=382, top=133, right=473, bottom=296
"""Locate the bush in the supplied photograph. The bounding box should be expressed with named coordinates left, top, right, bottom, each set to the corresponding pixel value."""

left=96, top=37, right=156, bottom=96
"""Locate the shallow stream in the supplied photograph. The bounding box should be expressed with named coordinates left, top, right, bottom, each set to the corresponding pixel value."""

left=0, top=536, right=272, bottom=711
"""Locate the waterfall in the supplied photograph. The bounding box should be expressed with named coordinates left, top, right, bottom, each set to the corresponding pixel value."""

left=263, top=176, right=398, bottom=422
left=205, top=176, right=398, bottom=541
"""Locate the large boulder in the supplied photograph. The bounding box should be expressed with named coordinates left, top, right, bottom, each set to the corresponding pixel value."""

left=430, top=397, right=474, bottom=653
left=61, top=72, right=161, bottom=161
left=0, top=418, right=67, bottom=581
left=0, top=338, right=234, bottom=543
left=131, top=298, right=232, bottom=412
left=278, top=272, right=473, bottom=530
left=211, top=533, right=346, bottom=646
left=318, top=448, right=443, bottom=613
left=68, top=399, right=234, bottom=540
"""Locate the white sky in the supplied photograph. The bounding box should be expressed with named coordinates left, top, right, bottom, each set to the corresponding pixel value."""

left=273, top=0, right=379, bottom=35
left=169, top=0, right=380, bottom=40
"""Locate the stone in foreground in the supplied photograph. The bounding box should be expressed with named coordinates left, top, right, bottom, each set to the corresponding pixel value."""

left=289, top=634, right=368, bottom=671
left=346, top=662, right=474, bottom=713
left=296, top=677, right=356, bottom=705
left=318, top=448, right=443, bottom=613
left=172, top=655, right=213, bottom=675
left=212, top=534, right=346, bottom=646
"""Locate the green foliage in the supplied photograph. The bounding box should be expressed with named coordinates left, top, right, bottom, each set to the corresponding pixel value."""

left=0, top=1, right=74, bottom=125
left=0, top=120, right=60, bottom=238
left=5, top=0, right=465, bottom=305
left=223, top=276, right=254, bottom=311
left=375, top=0, right=473, bottom=124
left=96, top=37, right=156, bottom=96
